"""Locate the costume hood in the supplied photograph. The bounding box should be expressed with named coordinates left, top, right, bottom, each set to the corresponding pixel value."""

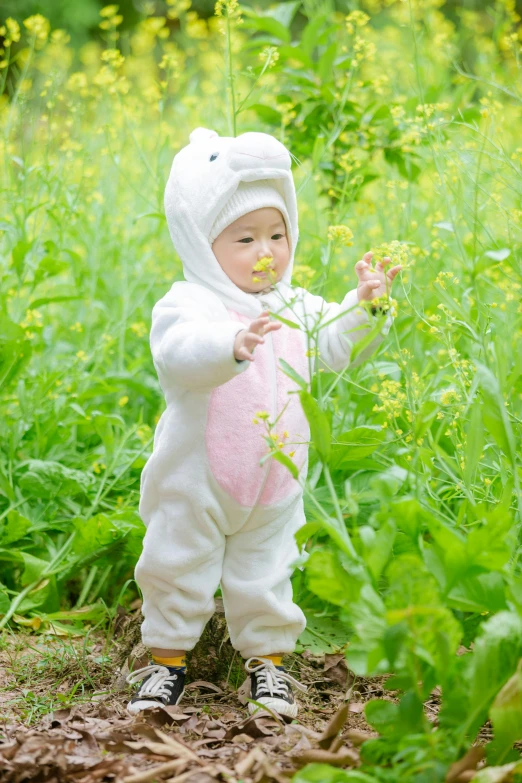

left=164, top=127, right=299, bottom=317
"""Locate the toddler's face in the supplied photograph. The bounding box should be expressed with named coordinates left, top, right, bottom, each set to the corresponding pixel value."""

left=212, top=207, right=290, bottom=294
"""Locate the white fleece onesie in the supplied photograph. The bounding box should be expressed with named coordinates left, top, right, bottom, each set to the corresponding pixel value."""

left=135, top=127, right=394, bottom=657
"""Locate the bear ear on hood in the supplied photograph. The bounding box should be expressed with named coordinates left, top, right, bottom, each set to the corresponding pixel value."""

left=189, top=127, right=219, bottom=144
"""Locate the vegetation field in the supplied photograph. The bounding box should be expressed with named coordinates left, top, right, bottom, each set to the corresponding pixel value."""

left=1, top=0, right=522, bottom=781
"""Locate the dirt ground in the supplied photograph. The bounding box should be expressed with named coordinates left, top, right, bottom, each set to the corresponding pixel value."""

left=0, top=604, right=399, bottom=783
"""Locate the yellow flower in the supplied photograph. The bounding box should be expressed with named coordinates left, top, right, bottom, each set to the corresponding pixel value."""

left=255, top=410, right=270, bottom=420
left=136, top=424, right=152, bottom=444
left=23, top=14, right=50, bottom=46
left=0, top=18, right=21, bottom=47
left=345, top=10, right=369, bottom=34
left=440, top=389, right=461, bottom=406
left=252, top=256, right=277, bottom=284
left=101, top=48, right=125, bottom=68
left=100, top=4, right=120, bottom=17
left=130, top=321, right=148, bottom=338
left=166, top=0, right=192, bottom=19
left=259, top=46, right=279, bottom=68
left=76, top=350, right=88, bottom=361
left=288, top=450, right=295, bottom=457
left=327, top=225, right=354, bottom=246
left=118, top=396, right=129, bottom=407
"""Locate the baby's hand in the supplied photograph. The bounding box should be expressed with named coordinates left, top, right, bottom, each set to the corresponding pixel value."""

left=234, top=310, right=282, bottom=362
left=355, top=251, right=402, bottom=302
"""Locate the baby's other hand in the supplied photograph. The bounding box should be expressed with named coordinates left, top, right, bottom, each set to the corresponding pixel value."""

left=234, top=310, right=282, bottom=362
left=355, top=251, right=402, bottom=302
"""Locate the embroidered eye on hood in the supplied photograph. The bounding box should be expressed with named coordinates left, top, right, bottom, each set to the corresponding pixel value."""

left=164, top=127, right=300, bottom=317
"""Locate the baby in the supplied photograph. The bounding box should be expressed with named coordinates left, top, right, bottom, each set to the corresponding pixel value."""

left=126, top=128, right=401, bottom=718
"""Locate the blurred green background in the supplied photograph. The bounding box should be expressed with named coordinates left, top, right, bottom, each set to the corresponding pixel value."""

left=4, top=0, right=521, bottom=49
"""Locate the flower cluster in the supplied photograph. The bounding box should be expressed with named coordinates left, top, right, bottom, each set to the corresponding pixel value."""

left=345, top=10, right=370, bottom=35
left=23, top=14, right=50, bottom=47
left=252, top=412, right=296, bottom=458
left=327, top=225, right=354, bottom=246
left=434, top=270, right=459, bottom=289
left=259, top=46, right=279, bottom=68
left=252, top=256, right=277, bottom=283
left=99, top=5, right=123, bottom=41
left=370, top=241, right=411, bottom=269
left=214, top=0, right=243, bottom=34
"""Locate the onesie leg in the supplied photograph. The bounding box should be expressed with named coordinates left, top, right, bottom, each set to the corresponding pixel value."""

left=221, top=497, right=306, bottom=659
left=135, top=497, right=225, bottom=650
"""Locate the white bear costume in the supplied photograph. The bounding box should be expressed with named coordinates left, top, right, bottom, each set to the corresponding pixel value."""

left=135, top=127, right=394, bottom=657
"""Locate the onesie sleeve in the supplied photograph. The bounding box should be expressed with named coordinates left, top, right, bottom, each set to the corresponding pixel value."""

left=150, top=285, right=250, bottom=391
left=296, top=287, right=394, bottom=374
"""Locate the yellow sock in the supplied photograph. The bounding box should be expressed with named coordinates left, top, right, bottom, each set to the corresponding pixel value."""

left=152, top=654, right=186, bottom=668
left=264, top=654, right=283, bottom=667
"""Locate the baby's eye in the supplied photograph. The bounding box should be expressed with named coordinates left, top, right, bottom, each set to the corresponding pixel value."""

left=238, top=234, right=285, bottom=243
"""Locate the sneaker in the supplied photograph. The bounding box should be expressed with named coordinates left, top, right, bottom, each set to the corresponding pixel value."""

left=244, top=656, right=307, bottom=719
left=126, top=663, right=186, bottom=715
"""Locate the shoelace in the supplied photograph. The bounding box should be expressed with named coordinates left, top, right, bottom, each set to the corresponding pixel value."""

left=245, top=657, right=308, bottom=698
left=126, top=664, right=179, bottom=699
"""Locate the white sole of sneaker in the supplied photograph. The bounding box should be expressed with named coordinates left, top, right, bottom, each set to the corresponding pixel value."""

left=126, top=688, right=185, bottom=716
left=248, top=696, right=298, bottom=719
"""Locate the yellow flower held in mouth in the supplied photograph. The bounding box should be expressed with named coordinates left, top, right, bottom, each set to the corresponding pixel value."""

left=252, top=256, right=277, bottom=282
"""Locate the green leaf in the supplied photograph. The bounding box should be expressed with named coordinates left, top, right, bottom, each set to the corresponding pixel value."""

left=318, top=42, right=337, bottom=84
left=368, top=465, right=408, bottom=500
left=29, top=294, right=83, bottom=308
left=299, top=391, right=331, bottom=460
left=413, top=400, right=439, bottom=441
left=306, top=549, right=365, bottom=607
left=295, top=520, right=322, bottom=548
left=0, top=509, right=31, bottom=545
left=279, top=358, right=308, bottom=390
left=11, top=239, right=33, bottom=279
left=466, top=508, right=515, bottom=572
left=240, top=9, right=291, bottom=42
left=424, top=516, right=467, bottom=585
left=0, top=583, right=10, bottom=614
left=364, top=699, right=399, bottom=736
left=475, top=362, right=516, bottom=464
left=18, top=460, right=95, bottom=499
left=301, top=14, right=329, bottom=56
left=464, top=401, right=484, bottom=487
left=312, top=134, right=326, bottom=169
left=297, top=613, right=348, bottom=655
left=330, top=427, right=386, bottom=468
left=359, top=519, right=396, bottom=583
left=389, top=496, right=431, bottom=539
left=349, top=314, right=388, bottom=364
left=385, top=554, right=462, bottom=675
left=244, top=103, right=282, bottom=125
left=457, top=612, right=522, bottom=740
left=447, top=572, right=508, bottom=614
left=293, top=764, right=378, bottom=783
left=269, top=311, right=301, bottom=329
left=33, top=255, right=69, bottom=287
left=271, top=449, right=299, bottom=479
left=488, top=660, right=522, bottom=765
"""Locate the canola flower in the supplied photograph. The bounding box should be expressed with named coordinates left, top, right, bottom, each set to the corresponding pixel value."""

left=370, top=240, right=411, bottom=268
left=252, top=256, right=277, bottom=283
left=327, top=225, right=354, bottom=246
